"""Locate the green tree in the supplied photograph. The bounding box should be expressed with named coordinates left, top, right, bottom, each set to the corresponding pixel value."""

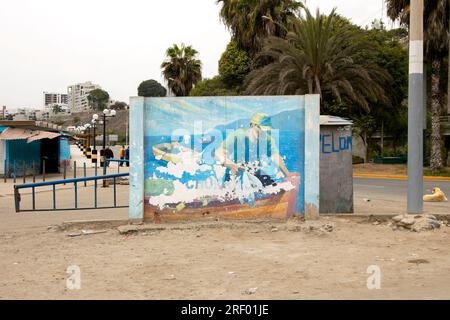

left=218, top=40, right=251, bottom=89
left=245, top=8, right=391, bottom=113
left=137, top=79, right=167, bottom=97
left=52, top=104, right=63, bottom=114
left=110, top=101, right=128, bottom=110
left=386, top=0, right=449, bottom=172
left=73, top=116, right=81, bottom=126
left=161, top=44, right=202, bottom=96
left=189, top=76, right=240, bottom=96
left=87, top=89, right=110, bottom=111
left=327, top=22, right=409, bottom=162
left=217, top=0, right=302, bottom=57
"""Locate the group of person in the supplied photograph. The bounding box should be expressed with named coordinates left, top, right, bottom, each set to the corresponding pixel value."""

left=103, top=145, right=129, bottom=167
left=119, top=145, right=129, bottom=167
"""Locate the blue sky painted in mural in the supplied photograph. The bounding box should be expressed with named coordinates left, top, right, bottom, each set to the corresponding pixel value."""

left=145, top=96, right=305, bottom=136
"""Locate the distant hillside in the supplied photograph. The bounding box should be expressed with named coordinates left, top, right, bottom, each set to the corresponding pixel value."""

left=52, top=108, right=303, bottom=141
left=51, top=110, right=129, bottom=140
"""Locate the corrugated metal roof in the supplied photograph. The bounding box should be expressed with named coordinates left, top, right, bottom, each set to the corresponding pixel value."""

left=0, top=128, right=35, bottom=140
left=320, top=115, right=352, bottom=126
left=0, top=120, right=64, bottom=133
left=0, top=127, right=61, bottom=142
left=27, top=131, right=61, bottom=143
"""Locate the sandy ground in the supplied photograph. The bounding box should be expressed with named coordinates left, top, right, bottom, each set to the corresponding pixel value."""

left=1, top=211, right=450, bottom=299
left=1, top=164, right=450, bottom=299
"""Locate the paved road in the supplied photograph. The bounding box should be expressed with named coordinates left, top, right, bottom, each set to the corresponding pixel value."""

left=354, top=177, right=450, bottom=198
left=354, top=177, right=450, bottom=214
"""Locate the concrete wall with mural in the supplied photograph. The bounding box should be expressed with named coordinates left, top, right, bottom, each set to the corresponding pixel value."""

left=129, top=95, right=320, bottom=222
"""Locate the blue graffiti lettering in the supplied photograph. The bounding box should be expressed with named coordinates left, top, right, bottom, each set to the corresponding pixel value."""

left=321, top=134, right=332, bottom=154
left=321, top=132, right=352, bottom=154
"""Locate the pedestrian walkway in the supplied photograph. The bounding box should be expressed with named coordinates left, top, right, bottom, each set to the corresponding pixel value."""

left=1, top=145, right=129, bottom=197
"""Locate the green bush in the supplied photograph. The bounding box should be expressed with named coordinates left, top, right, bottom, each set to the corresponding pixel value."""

left=352, top=156, right=365, bottom=164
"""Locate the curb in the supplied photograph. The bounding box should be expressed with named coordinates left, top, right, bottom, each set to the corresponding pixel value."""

left=354, top=173, right=450, bottom=182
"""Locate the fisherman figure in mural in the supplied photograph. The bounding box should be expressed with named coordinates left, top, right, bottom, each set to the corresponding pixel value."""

left=146, top=102, right=303, bottom=214
left=215, top=113, right=295, bottom=188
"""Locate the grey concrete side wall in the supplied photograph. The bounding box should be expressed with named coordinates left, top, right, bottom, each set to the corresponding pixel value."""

left=320, top=125, right=354, bottom=213
left=351, top=134, right=366, bottom=160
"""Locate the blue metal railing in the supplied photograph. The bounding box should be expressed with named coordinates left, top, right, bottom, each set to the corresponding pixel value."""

left=107, top=159, right=129, bottom=164
left=14, top=173, right=129, bottom=212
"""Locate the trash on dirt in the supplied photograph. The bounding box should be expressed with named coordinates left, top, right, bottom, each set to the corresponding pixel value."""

left=287, top=222, right=334, bottom=234
left=363, top=198, right=371, bottom=202
left=391, top=214, right=442, bottom=232
left=423, top=187, right=448, bottom=202
left=408, top=259, right=430, bottom=265
left=228, top=271, right=235, bottom=275
left=46, top=225, right=61, bottom=232
left=164, top=274, right=176, bottom=280
left=119, top=177, right=129, bottom=185
left=375, top=257, right=396, bottom=262
left=67, top=229, right=108, bottom=237
left=244, top=287, right=258, bottom=295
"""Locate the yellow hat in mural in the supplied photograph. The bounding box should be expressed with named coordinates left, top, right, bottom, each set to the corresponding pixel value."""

left=250, top=113, right=272, bottom=131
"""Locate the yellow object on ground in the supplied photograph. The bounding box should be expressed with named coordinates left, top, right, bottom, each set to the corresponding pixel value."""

left=423, top=188, right=448, bottom=202
left=176, top=202, right=186, bottom=211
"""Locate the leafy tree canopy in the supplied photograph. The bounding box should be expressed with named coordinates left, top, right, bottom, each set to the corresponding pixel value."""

left=110, top=101, right=129, bottom=110
left=87, top=89, right=110, bottom=111
left=245, top=8, right=392, bottom=113
left=190, top=76, right=240, bottom=96
left=218, top=41, right=252, bottom=89
left=138, top=79, right=167, bottom=97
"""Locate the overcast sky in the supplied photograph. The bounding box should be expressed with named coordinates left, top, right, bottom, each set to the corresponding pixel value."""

left=0, top=0, right=393, bottom=110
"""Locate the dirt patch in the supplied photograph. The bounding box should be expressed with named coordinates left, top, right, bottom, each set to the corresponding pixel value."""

left=1, top=217, right=450, bottom=299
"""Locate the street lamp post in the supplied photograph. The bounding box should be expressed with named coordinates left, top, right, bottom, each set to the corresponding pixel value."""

left=85, top=124, right=92, bottom=160
left=100, top=109, right=116, bottom=184
left=91, top=114, right=99, bottom=165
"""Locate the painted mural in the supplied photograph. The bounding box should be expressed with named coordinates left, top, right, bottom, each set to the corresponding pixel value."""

left=129, top=95, right=320, bottom=222
left=144, top=96, right=307, bottom=218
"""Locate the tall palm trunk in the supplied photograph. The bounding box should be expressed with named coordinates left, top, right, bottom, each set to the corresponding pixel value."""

left=430, top=59, right=443, bottom=173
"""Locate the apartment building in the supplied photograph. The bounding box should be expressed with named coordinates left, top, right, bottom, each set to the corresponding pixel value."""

left=67, top=81, right=102, bottom=113
left=43, top=92, right=68, bottom=107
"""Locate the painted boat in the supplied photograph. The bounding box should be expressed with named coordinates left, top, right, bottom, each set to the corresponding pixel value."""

left=152, top=142, right=201, bottom=164
left=144, top=175, right=301, bottom=222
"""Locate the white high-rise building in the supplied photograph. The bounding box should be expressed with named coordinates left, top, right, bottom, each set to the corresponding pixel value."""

left=43, top=92, right=68, bottom=107
left=67, top=81, right=102, bottom=113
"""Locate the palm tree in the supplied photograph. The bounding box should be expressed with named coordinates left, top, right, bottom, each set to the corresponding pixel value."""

left=245, top=8, right=391, bottom=113
left=386, top=0, right=449, bottom=172
left=217, top=0, right=302, bottom=57
left=161, top=44, right=202, bottom=96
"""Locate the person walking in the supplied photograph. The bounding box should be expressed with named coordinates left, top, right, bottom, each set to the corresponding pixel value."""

left=125, top=146, right=130, bottom=167
left=104, top=146, right=114, bottom=167
left=119, top=145, right=125, bottom=167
